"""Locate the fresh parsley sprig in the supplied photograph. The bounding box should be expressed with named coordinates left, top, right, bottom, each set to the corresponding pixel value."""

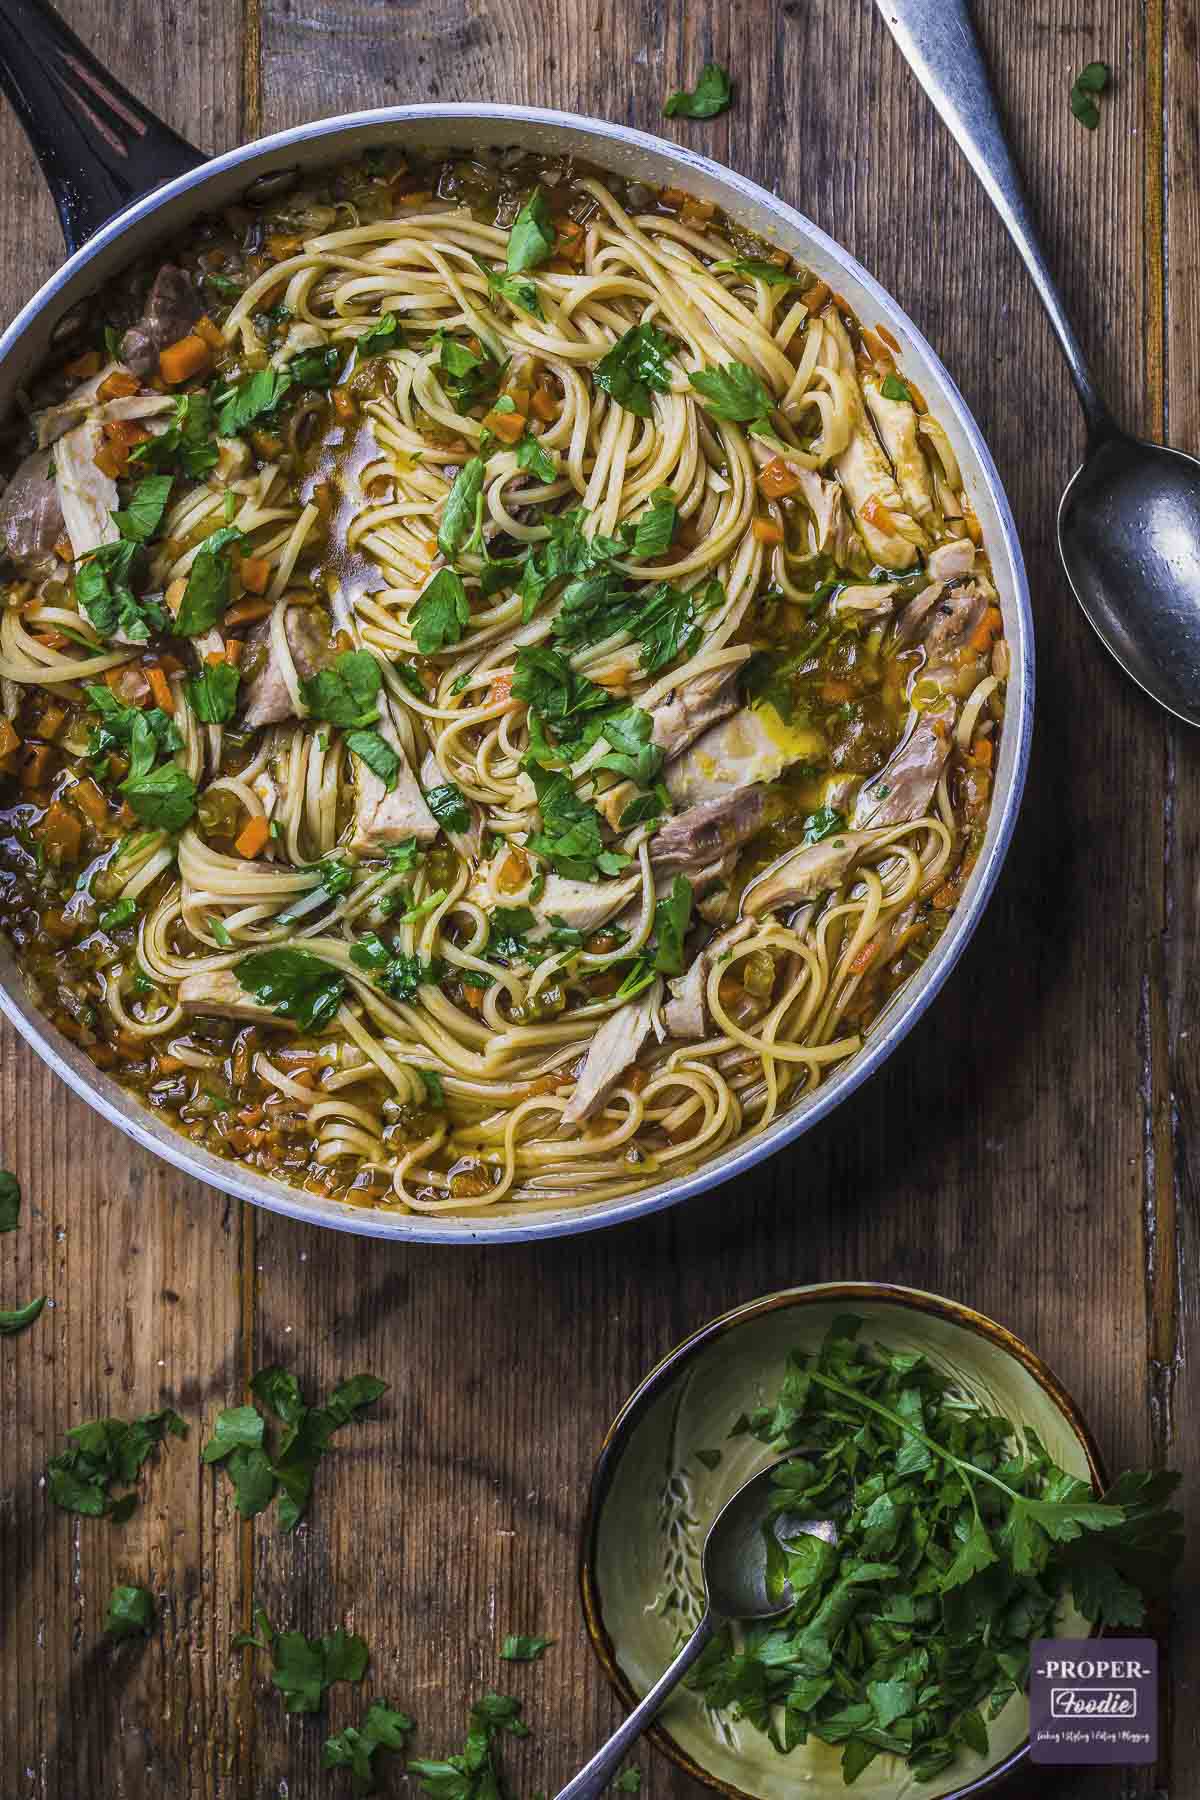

left=234, top=1607, right=369, bottom=1714
left=0, top=1168, right=45, bottom=1337
left=1070, top=60, right=1111, bottom=130
left=234, top=947, right=347, bottom=1030
left=323, top=1700, right=415, bottom=1793
left=664, top=63, right=733, bottom=119
left=694, top=1316, right=1182, bottom=1786
left=204, top=1367, right=388, bottom=1532
left=688, top=359, right=779, bottom=438
left=46, top=1408, right=186, bottom=1521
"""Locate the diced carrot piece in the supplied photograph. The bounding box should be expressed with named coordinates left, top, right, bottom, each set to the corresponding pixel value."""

left=530, top=385, right=559, bottom=421
left=63, top=350, right=102, bottom=379
left=235, top=815, right=271, bottom=859
left=751, top=518, right=784, bottom=545
left=266, top=232, right=304, bottom=260
left=482, top=407, right=524, bottom=444
left=158, top=334, right=212, bottom=386
left=848, top=939, right=880, bottom=976
left=972, top=737, right=994, bottom=769
left=18, top=741, right=54, bottom=787
left=554, top=230, right=586, bottom=268
left=963, top=505, right=983, bottom=546
left=146, top=666, right=175, bottom=714
left=506, top=384, right=532, bottom=418
left=861, top=494, right=898, bottom=532
left=193, top=315, right=224, bottom=350
left=486, top=673, right=513, bottom=704
left=757, top=456, right=802, bottom=499
left=237, top=1104, right=265, bottom=1126
left=239, top=556, right=271, bottom=595
left=94, top=443, right=125, bottom=479
left=38, top=801, right=81, bottom=863
left=659, top=186, right=688, bottom=209
left=224, top=597, right=273, bottom=627
left=102, top=417, right=151, bottom=447
left=224, top=637, right=243, bottom=667
left=97, top=370, right=140, bottom=401
left=74, top=778, right=108, bottom=825
left=969, top=604, right=1003, bottom=654
left=36, top=702, right=67, bottom=740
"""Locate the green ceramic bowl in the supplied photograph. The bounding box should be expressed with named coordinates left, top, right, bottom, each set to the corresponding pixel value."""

left=579, top=1284, right=1106, bottom=1800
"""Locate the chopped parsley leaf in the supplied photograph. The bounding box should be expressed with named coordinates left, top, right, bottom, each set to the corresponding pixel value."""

left=664, top=62, right=732, bottom=119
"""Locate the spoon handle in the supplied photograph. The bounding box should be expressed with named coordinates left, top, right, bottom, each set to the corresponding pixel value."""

left=874, top=0, right=1113, bottom=441
left=553, top=1611, right=716, bottom=1800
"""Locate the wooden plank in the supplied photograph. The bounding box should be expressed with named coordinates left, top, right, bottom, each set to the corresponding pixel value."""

left=1160, top=0, right=1200, bottom=1790
left=0, top=1, right=246, bottom=1796
left=243, top=2, right=1165, bottom=1798
left=0, top=0, right=1180, bottom=1796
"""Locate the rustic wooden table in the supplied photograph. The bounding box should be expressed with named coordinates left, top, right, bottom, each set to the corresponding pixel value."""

left=1, top=1, right=1195, bottom=1795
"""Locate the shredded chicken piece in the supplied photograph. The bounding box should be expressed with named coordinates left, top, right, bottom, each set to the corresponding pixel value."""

left=560, top=981, right=661, bottom=1124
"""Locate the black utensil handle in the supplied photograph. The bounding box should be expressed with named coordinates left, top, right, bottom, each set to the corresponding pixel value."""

left=0, top=0, right=207, bottom=254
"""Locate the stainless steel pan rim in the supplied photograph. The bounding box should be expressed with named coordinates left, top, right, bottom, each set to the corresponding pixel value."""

left=0, top=102, right=1034, bottom=1242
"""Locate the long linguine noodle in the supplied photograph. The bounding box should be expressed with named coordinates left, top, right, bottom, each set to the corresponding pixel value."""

left=0, top=147, right=1006, bottom=1218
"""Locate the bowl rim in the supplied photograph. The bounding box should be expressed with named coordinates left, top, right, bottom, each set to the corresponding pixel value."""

left=578, top=1282, right=1107, bottom=1800
left=0, top=103, right=1034, bottom=1243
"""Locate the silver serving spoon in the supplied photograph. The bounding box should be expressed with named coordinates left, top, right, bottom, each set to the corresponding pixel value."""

left=557, top=1462, right=836, bottom=1800
left=876, top=0, right=1200, bottom=726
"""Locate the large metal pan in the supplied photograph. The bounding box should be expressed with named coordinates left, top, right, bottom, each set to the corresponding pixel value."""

left=0, top=0, right=1033, bottom=1242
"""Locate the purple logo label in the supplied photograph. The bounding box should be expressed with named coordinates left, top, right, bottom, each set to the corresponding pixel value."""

left=1029, top=1638, right=1157, bottom=1765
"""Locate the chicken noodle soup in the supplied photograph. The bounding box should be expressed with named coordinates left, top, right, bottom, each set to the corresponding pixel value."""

left=0, top=147, right=1006, bottom=1215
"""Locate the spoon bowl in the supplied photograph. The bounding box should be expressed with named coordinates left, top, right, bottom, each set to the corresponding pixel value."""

left=702, top=1459, right=837, bottom=1621
left=1058, top=432, right=1200, bottom=725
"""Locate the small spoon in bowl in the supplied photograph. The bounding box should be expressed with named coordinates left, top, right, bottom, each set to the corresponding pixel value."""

left=556, top=1460, right=836, bottom=1800
left=877, top=0, right=1200, bottom=726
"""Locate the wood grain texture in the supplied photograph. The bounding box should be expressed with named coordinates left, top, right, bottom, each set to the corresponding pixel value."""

left=0, top=0, right=1192, bottom=1796
left=0, top=2, right=247, bottom=1797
